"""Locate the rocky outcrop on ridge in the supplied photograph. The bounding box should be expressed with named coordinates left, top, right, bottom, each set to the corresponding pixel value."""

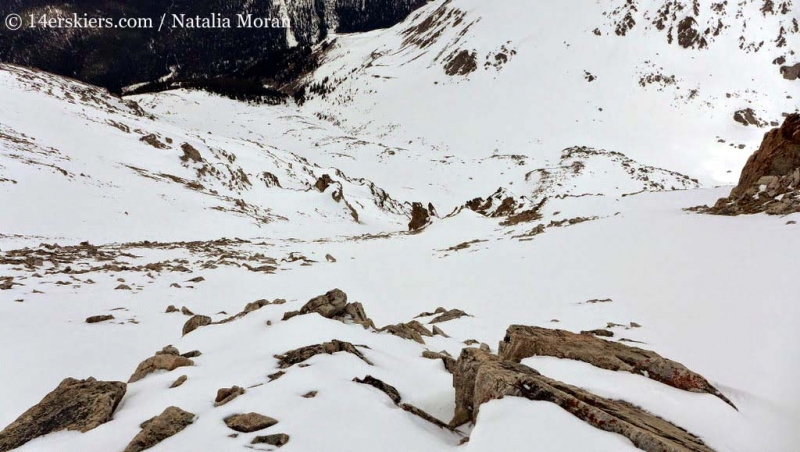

left=701, top=114, right=800, bottom=216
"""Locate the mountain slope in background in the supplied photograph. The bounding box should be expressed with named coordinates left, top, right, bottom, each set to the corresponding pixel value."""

left=0, top=0, right=426, bottom=92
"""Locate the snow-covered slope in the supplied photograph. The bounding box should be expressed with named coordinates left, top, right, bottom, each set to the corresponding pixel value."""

left=299, top=0, right=799, bottom=188
left=1, top=2, right=799, bottom=451
left=0, top=64, right=412, bottom=242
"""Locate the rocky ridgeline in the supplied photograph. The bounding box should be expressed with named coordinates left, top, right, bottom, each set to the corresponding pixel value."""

left=699, top=114, right=800, bottom=215
left=0, top=289, right=734, bottom=452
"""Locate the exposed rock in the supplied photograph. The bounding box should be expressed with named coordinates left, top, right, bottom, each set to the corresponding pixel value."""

left=580, top=329, right=614, bottom=337
left=353, top=375, right=456, bottom=432
left=432, top=326, right=450, bottom=337
left=781, top=63, right=800, bottom=81
left=115, top=284, right=132, bottom=290
left=275, top=340, right=373, bottom=368
left=379, top=321, right=433, bottom=344
left=422, top=350, right=456, bottom=373
left=282, top=289, right=376, bottom=328
left=325, top=253, right=337, bottom=262
left=268, top=371, right=286, bottom=382
left=353, top=375, right=402, bottom=404
left=182, top=315, right=212, bottom=336
left=498, top=325, right=736, bottom=409
left=444, top=50, right=478, bottom=76
left=733, top=108, right=767, bottom=127
left=429, top=309, right=471, bottom=324
left=700, top=114, right=800, bottom=216
left=123, top=406, right=195, bottom=452
left=181, top=350, right=201, bottom=358
left=314, top=174, right=335, bottom=192
left=251, top=433, right=290, bottom=447
left=451, top=348, right=714, bottom=452
left=165, top=305, right=178, bottom=313
left=415, top=307, right=447, bottom=318
left=283, top=288, right=347, bottom=320
left=224, top=413, right=278, bottom=433
left=181, top=306, right=194, bottom=316
left=408, top=202, right=432, bottom=231
left=0, top=377, right=126, bottom=452
left=85, top=314, right=115, bottom=323
left=129, top=347, right=194, bottom=383
left=139, top=134, right=168, bottom=149
left=169, top=375, right=187, bottom=389
left=301, top=391, right=318, bottom=398
left=214, top=386, right=245, bottom=407
left=180, top=143, right=202, bottom=163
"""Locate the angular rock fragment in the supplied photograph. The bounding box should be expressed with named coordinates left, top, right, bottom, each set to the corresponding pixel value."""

left=282, top=289, right=376, bottom=328
left=86, top=314, right=115, bottom=323
left=251, top=433, right=290, bottom=447
left=129, top=346, right=194, bottom=383
left=429, top=309, right=471, bottom=324
left=499, top=325, right=736, bottom=409
left=452, top=348, right=714, bottom=452
left=182, top=315, right=211, bottom=336
left=181, top=306, right=194, bottom=316
left=123, top=406, right=195, bottom=452
left=215, top=386, right=245, bottom=407
left=169, top=375, right=187, bottom=389
left=224, top=413, right=278, bottom=433
left=379, top=320, right=433, bottom=344
left=580, top=329, right=614, bottom=337
left=165, top=305, right=178, bottom=313
left=282, top=289, right=347, bottom=320
left=275, top=340, right=373, bottom=368
left=0, top=377, right=126, bottom=452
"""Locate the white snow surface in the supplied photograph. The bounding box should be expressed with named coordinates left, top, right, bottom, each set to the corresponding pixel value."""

left=2, top=2, right=800, bottom=450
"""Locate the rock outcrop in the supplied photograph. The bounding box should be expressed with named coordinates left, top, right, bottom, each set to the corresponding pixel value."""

left=282, top=289, right=376, bottom=328
left=182, top=315, right=212, bottom=336
left=0, top=378, right=126, bottom=452
left=214, top=386, right=245, bottom=407
left=129, top=346, right=194, bottom=383
left=703, top=114, right=800, bottom=215
left=451, top=348, right=714, bottom=452
left=275, top=340, right=373, bottom=368
left=123, top=407, right=195, bottom=452
left=251, top=433, right=290, bottom=447
left=224, top=413, right=278, bottom=433
left=408, top=202, right=432, bottom=231
left=499, top=325, right=736, bottom=409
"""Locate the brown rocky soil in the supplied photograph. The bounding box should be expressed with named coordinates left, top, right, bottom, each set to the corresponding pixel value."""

left=499, top=325, right=736, bottom=409
left=451, top=348, right=714, bottom=452
left=123, top=406, right=195, bottom=452
left=408, top=202, right=432, bottom=231
left=0, top=378, right=126, bottom=452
